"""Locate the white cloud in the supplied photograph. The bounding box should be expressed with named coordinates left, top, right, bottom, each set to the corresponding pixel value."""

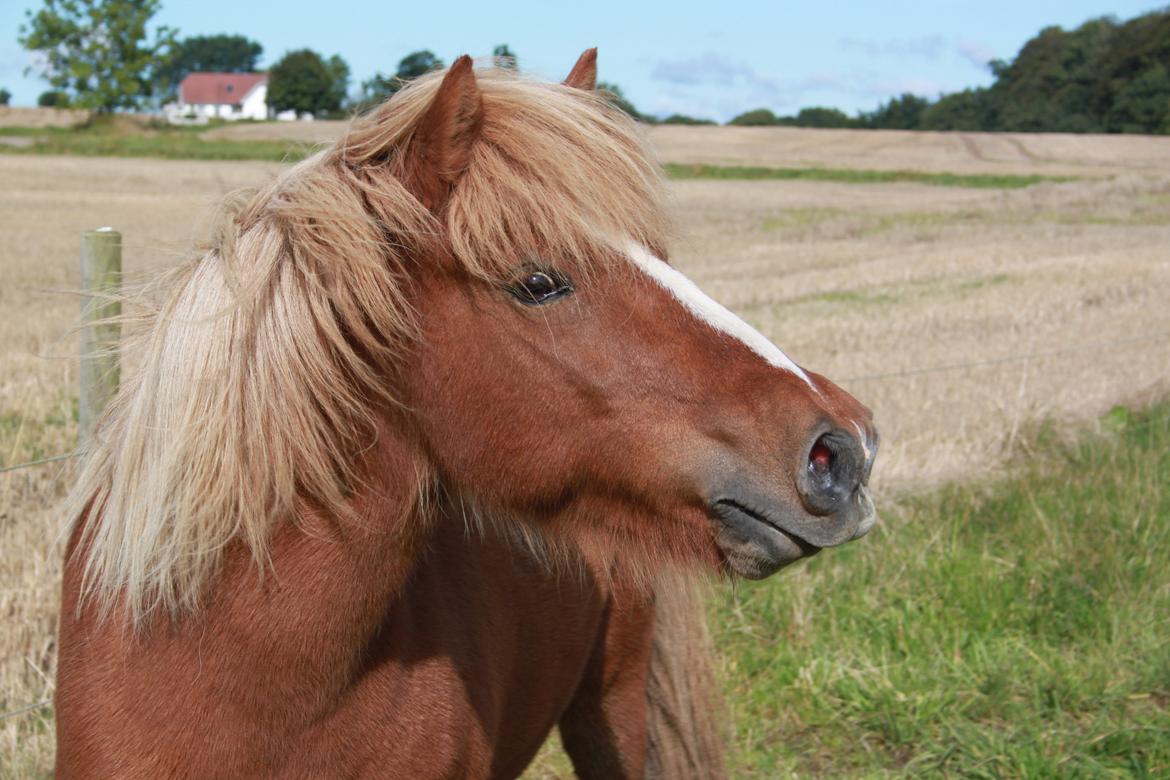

left=651, top=53, right=778, bottom=91
left=839, top=35, right=948, bottom=60
left=957, top=39, right=997, bottom=70
left=649, top=53, right=794, bottom=119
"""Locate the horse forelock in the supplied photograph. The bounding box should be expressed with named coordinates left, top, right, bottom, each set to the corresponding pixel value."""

left=65, top=64, right=672, bottom=625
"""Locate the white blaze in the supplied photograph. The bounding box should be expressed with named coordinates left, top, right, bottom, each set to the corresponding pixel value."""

left=626, top=244, right=815, bottom=389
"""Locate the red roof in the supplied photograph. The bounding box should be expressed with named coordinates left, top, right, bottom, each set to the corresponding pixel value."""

left=179, top=72, right=267, bottom=106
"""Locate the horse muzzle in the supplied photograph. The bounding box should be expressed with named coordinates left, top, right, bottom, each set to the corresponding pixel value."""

left=709, top=425, right=879, bottom=579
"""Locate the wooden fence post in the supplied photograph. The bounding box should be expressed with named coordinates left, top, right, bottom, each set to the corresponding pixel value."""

left=79, top=228, right=122, bottom=445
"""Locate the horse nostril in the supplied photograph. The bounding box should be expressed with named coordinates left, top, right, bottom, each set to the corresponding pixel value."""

left=798, top=431, right=866, bottom=516
left=808, top=437, right=833, bottom=478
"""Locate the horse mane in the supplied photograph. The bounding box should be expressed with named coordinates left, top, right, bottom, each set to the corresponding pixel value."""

left=66, top=65, right=671, bottom=622
left=647, top=571, right=728, bottom=778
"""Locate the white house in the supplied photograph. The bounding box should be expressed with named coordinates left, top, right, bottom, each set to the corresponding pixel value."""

left=164, top=72, right=305, bottom=123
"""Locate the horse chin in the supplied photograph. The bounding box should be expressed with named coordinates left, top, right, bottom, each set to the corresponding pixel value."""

left=711, top=502, right=821, bottom=579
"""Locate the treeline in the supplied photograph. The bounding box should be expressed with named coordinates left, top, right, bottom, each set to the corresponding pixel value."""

left=12, top=1, right=1169, bottom=133
left=730, top=8, right=1170, bottom=134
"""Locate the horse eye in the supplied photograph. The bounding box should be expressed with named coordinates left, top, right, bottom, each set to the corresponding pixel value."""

left=509, top=269, right=573, bottom=305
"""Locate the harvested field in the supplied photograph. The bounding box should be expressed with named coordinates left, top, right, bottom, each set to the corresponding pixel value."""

left=649, top=125, right=1170, bottom=178
left=0, top=107, right=90, bottom=130
left=2, top=129, right=1169, bottom=775
left=204, top=119, right=1170, bottom=178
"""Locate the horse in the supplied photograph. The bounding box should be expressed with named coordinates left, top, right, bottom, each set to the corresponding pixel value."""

left=55, top=50, right=879, bottom=778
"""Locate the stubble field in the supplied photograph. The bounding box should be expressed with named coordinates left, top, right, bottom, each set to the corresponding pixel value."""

left=1, top=125, right=1169, bottom=776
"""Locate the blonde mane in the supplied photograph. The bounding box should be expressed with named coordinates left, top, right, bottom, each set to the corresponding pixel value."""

left=68, top=65, right=671, bottom=621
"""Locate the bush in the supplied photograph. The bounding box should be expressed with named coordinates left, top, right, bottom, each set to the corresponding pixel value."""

left=658, top=113, right=716, bottom=125
left=861, top=93, right=931, bottom=130
left=728, top=108, right=780, bottom=126
left=790, top=106, right=856, bottom=128
left=37, top=90, right=69, bottom=108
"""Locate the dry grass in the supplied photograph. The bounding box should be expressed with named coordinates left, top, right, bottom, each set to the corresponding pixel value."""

left=648, top=125, right=1170, bottom=178
left=204, top=120, right=1170, bottom=178
left=2, top=129, right=1169, bottom=776
left=0, top=107, right=90, bottom=130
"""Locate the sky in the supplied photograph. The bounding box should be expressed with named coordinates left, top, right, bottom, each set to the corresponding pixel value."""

left=1, top=1, right=1164, bottom=120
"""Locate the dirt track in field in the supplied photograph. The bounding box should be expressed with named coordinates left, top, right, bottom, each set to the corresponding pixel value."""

left=2, top=129, right=1169, bottom=775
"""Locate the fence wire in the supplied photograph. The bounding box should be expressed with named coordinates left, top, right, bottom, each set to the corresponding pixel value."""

left=842, top=330, right=1170, bottom=384
left=1, top=316, right=1168, bottom=726
left=0, top=453, right=77, bottom=475
left=0, top=330, right=1167, bottom=476
left=0, top=698, right=52, bottom=722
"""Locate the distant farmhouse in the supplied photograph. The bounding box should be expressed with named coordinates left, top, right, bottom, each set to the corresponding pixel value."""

left=164, top=72, right=307, bottom=123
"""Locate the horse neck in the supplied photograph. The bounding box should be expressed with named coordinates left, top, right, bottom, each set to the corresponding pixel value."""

left=146, top=420, right=434, bottom=685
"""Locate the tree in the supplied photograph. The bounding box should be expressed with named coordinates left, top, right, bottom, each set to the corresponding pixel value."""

left=38, top=90, right=70, bottom=107
left=598, top=81, right=650, bottom=122
left=493, top=44, right=517, bottom=70
left=268, top=49, right=346, bottom=117
left=1093, top=10, right=1170, bottom=132
left=919, top=88, right=997, bottom=131
left=790, top=107, right=855, bottom=128
left=988, top=20, right=1113, bottom=132
left=659, top=113, right=716, bottom=125
left=396, top=50, right=444, bottom=82
left=358, top=73, right=397, bottom=109
left=729, top=108, right=780, bottom=126
left=0, top=89, right=10, bottom=106
left=160, top=34, right=263, bottom=96
left=358, top=50, right=445, bottom=109
left=862, top=93, right=930, bottom=130
left=1107, top=62, right=1170, bottom=133
left=19, top=0, right=177, bottom=112
left=325, top=54, right=350, bottom=114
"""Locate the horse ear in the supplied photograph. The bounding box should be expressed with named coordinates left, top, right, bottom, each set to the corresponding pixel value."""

left=406, top=55, right=483, bottom=212
left=563, top=48, right=598, bottom=91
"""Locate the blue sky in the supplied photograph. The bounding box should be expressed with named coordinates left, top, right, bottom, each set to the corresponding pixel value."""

left=1, top=1, right=1163, bottom=120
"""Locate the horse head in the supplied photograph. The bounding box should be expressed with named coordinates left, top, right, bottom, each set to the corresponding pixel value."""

left=351, top=53, right=879, bottom=582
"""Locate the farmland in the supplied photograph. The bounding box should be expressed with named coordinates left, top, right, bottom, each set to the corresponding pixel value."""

left=2, top=123, right=1169, bottom=777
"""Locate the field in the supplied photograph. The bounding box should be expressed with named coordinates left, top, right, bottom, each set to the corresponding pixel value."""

left=2, top=121, right=1169, bottom=777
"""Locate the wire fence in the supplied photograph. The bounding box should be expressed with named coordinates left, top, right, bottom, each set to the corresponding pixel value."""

left=0, top=699, right=52, bottom=723
left=841, top=330, right=1170, bottom=384
left=2, top=229, right=1169, bottom=727
left=0, top=327, right=1160, bottom=509
left=0, top=452, right=77, bottom=475
left=3, top=330, right=1166, bottom=477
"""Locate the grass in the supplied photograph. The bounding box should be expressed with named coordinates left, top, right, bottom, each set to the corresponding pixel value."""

left=0, top=398, right=78, bottom=467
left=711, top=402, right=1170, bottom=778
left=0, top=121, right=313, bottom=162
left=0, top=123, right=1076, bottom=189
left=666, top=162, right=1077, bottom=189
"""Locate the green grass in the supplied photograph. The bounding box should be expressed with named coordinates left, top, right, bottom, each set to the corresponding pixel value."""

left=0, top=396, right=78, bottom=466
left=0, top=121, right=314, bottom=162
left=666, top=162, right=1076, bottom=189
left=1, top=131, right=309, bottom=162
left=712, top=402, right=1170, bottom=778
